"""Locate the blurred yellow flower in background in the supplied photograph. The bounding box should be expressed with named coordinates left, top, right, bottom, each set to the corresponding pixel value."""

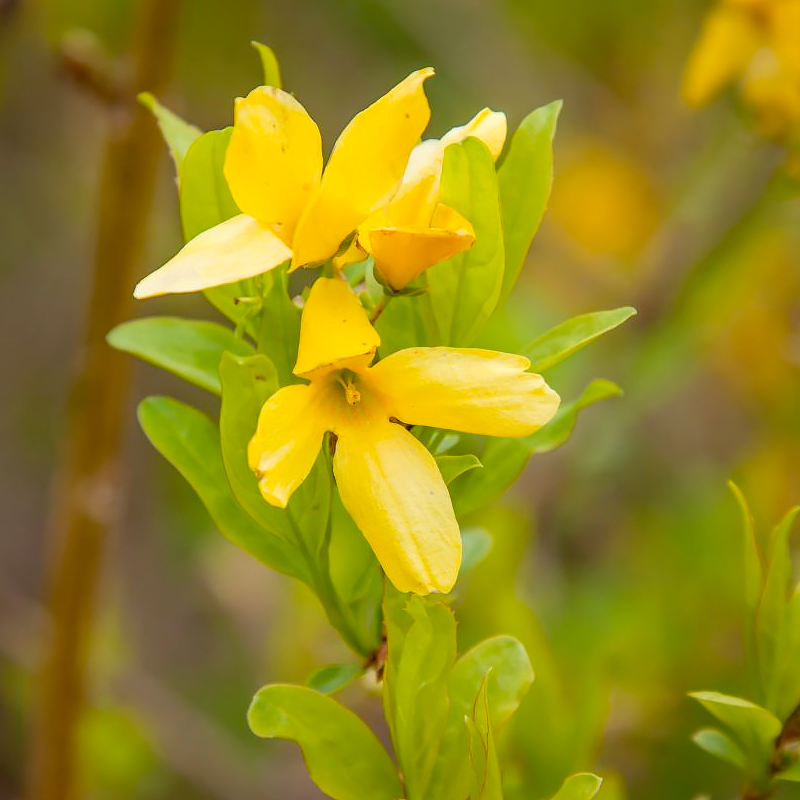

left=549, top=141, right=660, bottom=263
left=683, top=0, right=800, bottom=141
left=248, top=277, right=559, bottom=594
left=134, top=68, right=434, bottom=298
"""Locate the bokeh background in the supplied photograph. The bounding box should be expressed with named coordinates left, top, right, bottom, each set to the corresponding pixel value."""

left=1, top=0, right=799, bottom=798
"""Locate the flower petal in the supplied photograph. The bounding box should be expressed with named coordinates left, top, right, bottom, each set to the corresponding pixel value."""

left=248, top=382, right=334, bottom=508
left=396, top=108, right=508, bottom=206
left=440, top=107, right=508, bottom=160
left=224, top=87, right=323, bottom=241
left=682, top=5, right=761, bottom=106
left=293, top=277, right=380, bottom=378
left=133, top=215, right=292, bottom=298
left=333, top=413, right=461, bottom=594
left=370, top=347, right=560, bottom=436
left=290, top=68, right=434, bottom=268
left=364, top=205, right=475, bottom=291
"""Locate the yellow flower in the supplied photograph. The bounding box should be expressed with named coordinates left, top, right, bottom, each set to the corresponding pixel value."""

left=357, top=108, right=507, bottom=291
left=683, top=0, right=800, bottom=127
left=247, top=277, right=559, bottom=594
left=134, top=69, right=434, bottom=298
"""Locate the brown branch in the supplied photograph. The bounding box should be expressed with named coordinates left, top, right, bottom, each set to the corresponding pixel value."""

left=26, top=2, right=181, bottom=799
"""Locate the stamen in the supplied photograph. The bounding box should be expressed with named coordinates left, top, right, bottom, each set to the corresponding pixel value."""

left=345, top=379, right=361, bottom=406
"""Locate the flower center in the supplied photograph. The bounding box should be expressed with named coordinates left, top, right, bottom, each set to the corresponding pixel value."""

left=335, top=370, right=361, bottom=406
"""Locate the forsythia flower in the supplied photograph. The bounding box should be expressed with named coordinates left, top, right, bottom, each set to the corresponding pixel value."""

left=247, top=277, right=560, bottom=594
left=358, top=108, right=508, bottom=291
left=683, top=0, right=800, bottom=137
left=133, top=69, right=434, bottom=298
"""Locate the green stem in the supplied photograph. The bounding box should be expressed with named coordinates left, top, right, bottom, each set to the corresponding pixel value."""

left=285, top=492, right=371, bottom=657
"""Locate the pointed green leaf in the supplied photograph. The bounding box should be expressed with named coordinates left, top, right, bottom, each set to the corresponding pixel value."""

left=527, top=380, right=623, bottom=454
left=255, top=268, right=302, bottom=386
left=251, top=41, right=282, bottom=88
left=428, top=137, right=504, bottom=345
left=427, top=635, right=533, bottom=800
left=459, top=528, right=493, bottom=576
left=467, top=676, right=503, bottom=800
left=139, top=92, right=202, bottom=174
left=248, top=685, right=403, bottom=800
left=306, top=663, right=364, bottom=695
left=523, top=307, right=637, bottom=373
left=390, top=597, right=457, bottom=800
left=692, top=728, right=748, bottom=770
left=549, top=773, right=604, bottom=800
left=729, top=481, right=764, bottom=689
left=179, top=127, right=240, bottom=241
left=452, top=438, right=530, bottom=518
left=759, top=506, right=799, bottom=713
left=436, top=453, right=482, bottom=486
left=498, top=101, right=561, bottom=302
left=108, top=317, right=253, bottom=395
left=689, top=691, right=781, bottom=771
left=137, top=397, right=301, bottom=578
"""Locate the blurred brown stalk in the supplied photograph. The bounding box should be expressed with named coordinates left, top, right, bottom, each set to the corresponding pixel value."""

left=26, top=1, right=180, bottom=797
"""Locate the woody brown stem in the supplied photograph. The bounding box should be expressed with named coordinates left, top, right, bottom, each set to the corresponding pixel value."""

left=26, top=3, right=180, bottom=799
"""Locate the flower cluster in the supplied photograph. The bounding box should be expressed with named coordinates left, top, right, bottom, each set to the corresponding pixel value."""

left=683, top=0, right=800, bottom=145
left=133, top=69, right=559, bottom=594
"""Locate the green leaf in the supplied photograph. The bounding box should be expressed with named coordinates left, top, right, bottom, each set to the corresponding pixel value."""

left=218, top=351, right=333, bottom=589
left=138, top=92, right=202, bottom=174
left=459, top=528, right=493, bottom=576
left=774, top=585, right=800, bottom=721
left=689, top=691, right=782, bottom=771
left=523, top=307, right=637, bottom=373
left=137, top=397, right=300, bottom=578
left=218, top=352, right=289, bottom=532
left=466, top=676, right=503, bottom=800
left=306, top=663, right=364, bottom=695
left=759, top=506, right=800, bottom=714
left=427, top=635, right=533, bottom=800
left=692, top=728, right=748, bottom=770
left=526, top=380, right=623, bottom=454
left=549, top=773, right=604, bottom=800
left=450, top=636, right=535, bottom=729
left=179, top=127, right=240, bottom=241
left=108, top=317, right=253, bottom=395
left=428, top=137, right=505, bottom=346
left=251, top=41, right=282, bottom=88
left=776, top=759, right=800, bottom=782
left=391, top=597, right=457, bottom=800
left=255, top=269, right=302, bottom=386
left=436, top=453, right=482, bottom=486
left=729, top=481, right=764, bottom=689
left=176, top=127, right=259, bottom=333
left=248, top=685, right=403, bottom=800
left=497, top=101, right=561, bottom=302
left=452, top=439, right=530, bottom=518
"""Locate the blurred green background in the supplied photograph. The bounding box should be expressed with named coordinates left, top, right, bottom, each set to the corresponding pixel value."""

left=1, top=0, right=799, bottom=798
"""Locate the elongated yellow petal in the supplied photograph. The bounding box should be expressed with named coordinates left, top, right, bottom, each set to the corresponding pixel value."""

left=333, top=412, right=461, bottom=594
left=224, top=87, right=323, bottom=242
left=133, top=215, right=292, bottom=298
left=364, top=205, right=475, bottom=291
left=248, top=382, right=334, bottom=508
left=291, top=68, right=434, bottom=268
left=370, top=347, right=560, bottom=436
left=293, top=277, right=380, bottom=378
left=682, top=5, right=762, bottom=106
left=440, top=107, right=508, bottom=160
left=397, top=108, right=508, bottom=206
